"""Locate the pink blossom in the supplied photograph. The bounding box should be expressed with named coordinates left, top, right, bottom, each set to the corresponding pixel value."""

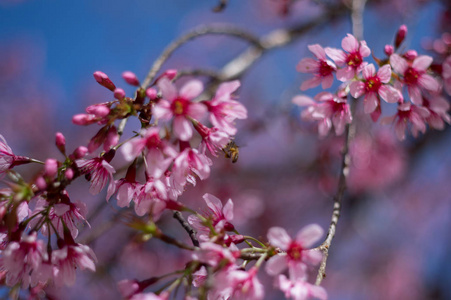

left=194, top=122, right=230, bottom=156
left=114, top=178, right=140, bottom=208
left=153, top=78, right=207, bottom=141
left=76, top=157, right=116, bottom=198
left=192, top=242, right=237, bottom=267
left=114, top=88, right=126, bottom=100
left=171, top=148, right=211, bottom=187
left=188, top=193, right=234, bottom=241
left=443, top=55, right=451, bottom=96
left=0, top=134, right=16, bottom=175
left=213, top=267, right=264, bottom=300
left=51, top=200, right=89, bottom=239
left=1, top=232, right=47, bottom=288
left=394, top=25, right=407, bottom=49
left=292, top=92, right=352, bottom=137
left=297, top=44, right=336, bottom=90
left=325, top=34, right=370, bottom=81
left=277, top=270, right=327, bottom=300
left=206, top=80, right=247, bottom=136
left=390, top=54, right=441, bottom=105
left=55, top=132, right=66, bottom=153
left=133, top=179, right=167, bottom=218
left=130, top=291, right=169, bottom=300
left=266, top=224, right=323, bottom=276
left=122, top=71, right=140, bottom=86
left=51, top=243, right=97, bottom=286
left=93, top=71, right=116, bottom=91
left=422, top=95, right=451, bottom=130
left=118, top=279, right=140, bottom=298
left=381, top=102, right=430, bottom=140
left=349, top=64, right=401, bottom=113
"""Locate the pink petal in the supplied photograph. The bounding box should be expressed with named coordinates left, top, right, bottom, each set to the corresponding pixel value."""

left=395, top=120, right=407, bottom=140
left=223, top=199, right=234, bottom=221
left=418, top=74, right=440, bottom=93
left=412, top=55, right=433, bottom=71
left=187, top=102, right=207, bottom=120
left=318, top=118, right=332, bottom=137
left=349, top=81, right=365, bottom=98
left=300, top=76, right=322, bottom=91
left=203, top=193, right=223, bottom=215
left=173, top=117, right=193, bottom=141
left=390, top=54, right=408, bottom=74
left=336, top=67, right=354, bottom=82
left=215, top=80, right=240, bottom=101
left=362, top=64, right=376, bottom=80
left=359, top=40, right=371, bottom=57
left=342, top=34, right=359, bottom=53
left=296, top=58, right=319, bottom=73
left=157, top=78, right=177, bottom=101
left=303, top=250, right=323, bottom=265
left=295, top=224, right=323, bottom=248
left=363, top=93, right=378, bottom=114
left=325, top=48, right=347, bottom=65
left=292, top=95, right=315, bottom=107
left=377, top=64, right=392, bottom=83
left=408, top=86, right=423, bottom=105
left=310, top=285, right=328, bottom=300
left=267, top=227, right=291, bottom=250
left=265, top=254, right=288, bottom=276
left=307, top=44, right=326, bottom=60
left=321, top=75, right=334, bottom=89
left=180, top=80, right=204, bottom=99
left=378, top=85, right=400, bottom=103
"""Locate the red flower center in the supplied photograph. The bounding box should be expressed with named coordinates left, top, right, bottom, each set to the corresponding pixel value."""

left=318, top=60, right=335, bottom=77
left=365, top=76, right=381, bottom=93
left=403, top=67, right=420, bottom=86
left=171, top=97, right=189, bottom=116
left=287, top=242, right=303, bottom=261
left=346, top=52, right=362, bottom=68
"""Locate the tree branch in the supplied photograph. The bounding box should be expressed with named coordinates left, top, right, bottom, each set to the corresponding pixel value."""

left=173, top=211, right=200, bottom=247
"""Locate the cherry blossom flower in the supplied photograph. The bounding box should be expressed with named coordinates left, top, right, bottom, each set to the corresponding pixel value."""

left=153, top=78, right=207, bottom=141
left=194, top=122, right=230, bottom=156
left=206, top=80, right=247, bottom=136
left=266, top=224, right=323, bottom=276
left=192, top=242, right=237, bottom=267
left=442, top=55, right=451, bottom=96
left=213, top=267, right=264, bottom=300
left=297, top=44, right=336, bottom=90
left=381, top=102, right=430, bottom=140
left=188, top=193, right=234, bottom=241
left=76, top=157, right=116, bottom=198
left=349, top=64, right=401, bottom=113
left=292, top=92, right=352, bottom=137
left=390, top=54, right=441, bottom=105
left=133, top=179, right=167, bottom=218
left=51, top=243, right=97, bottom=286
left=422, top=95, right=451, bottom=130
left=325, top=34, right=370, bottom=81
left=1, top=232, right=47, bottom=288
left=277, top=267, right=327, bottom=300
left=171, top=148, right=211, bottom=188
left=0, top=134, right=16, bottom=176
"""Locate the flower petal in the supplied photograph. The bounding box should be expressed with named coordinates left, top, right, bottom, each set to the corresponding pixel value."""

left=267, top=227, right=291, bottom=250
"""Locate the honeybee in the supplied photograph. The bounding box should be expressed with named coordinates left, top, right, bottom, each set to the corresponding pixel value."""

left=222, top=141, right=239, bottom=163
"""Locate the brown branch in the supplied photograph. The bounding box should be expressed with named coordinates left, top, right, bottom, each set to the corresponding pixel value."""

left=212, top=0, right=228, bottom=12
left=173, top=211, right=200, bottom=247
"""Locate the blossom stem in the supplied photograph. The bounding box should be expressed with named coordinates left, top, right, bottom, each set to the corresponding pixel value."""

left=242, top=235, right=266, bottom=248
left=173, top=211, right=200, bottom=247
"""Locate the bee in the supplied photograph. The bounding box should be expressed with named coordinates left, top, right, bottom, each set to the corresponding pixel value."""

left=222, top=141, right=239, bottom=163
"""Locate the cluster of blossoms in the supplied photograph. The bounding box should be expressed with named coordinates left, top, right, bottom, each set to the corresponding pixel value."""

left=119, top=193, right=326, bottom=300
left=294, top=26, right=450, bottom=140
left=0, top=134, right=96, bottom=290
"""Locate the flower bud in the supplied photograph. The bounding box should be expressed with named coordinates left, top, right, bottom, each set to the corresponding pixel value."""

left=45, top=159, right=58, bottom=178
left=163, top=69, right=177, bottom=80
left=35, top=176, right=47, bottom=190
left=73, top=146, right=88, bottom=159
left=146, top=88, right=158, bottom=100
left=384, top=45, right=394, bottom=56
left=404, top=50, right=417, bottom=60
left=122, top=71, right=140, bottom=86
left=72, top=114, right=96, bottom=125
left=65, top=168, right=74, bottom=180
left=395, top=24, right=407, bottom=49
left=104, top=126, right=119, bottom=151
left=114, top=88, right=126, bottom=100
left=93, top=71, right=116, bottom=91
left=86, top=104, right=110, bottom=118
left=55, top=132, right=66, bottom=154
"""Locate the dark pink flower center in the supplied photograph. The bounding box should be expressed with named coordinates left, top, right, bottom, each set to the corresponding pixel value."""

left=171, top=97, right=189, bottom=116
left=331, top=100, right=348, bottom=113
left=365, top=76, right=381, bottom=93
left=403, top=67, right=420, bottom=86
left=287, top=242, right=303, bottom=261
left=346, top=52, right=362, bottom=68
left=318, top=60, right=335, bottom=77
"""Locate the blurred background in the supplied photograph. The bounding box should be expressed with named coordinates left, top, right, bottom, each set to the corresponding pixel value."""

left=0, top=0, right=450, bottom=299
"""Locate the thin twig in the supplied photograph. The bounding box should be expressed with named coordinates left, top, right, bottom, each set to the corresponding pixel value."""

left=141, top=25, right=263, bottom=89
left=212, top=0, right=228, bottom=12
left=173, top=211, right=200, bottom=247
left=315, top=0, right=366, bottom=285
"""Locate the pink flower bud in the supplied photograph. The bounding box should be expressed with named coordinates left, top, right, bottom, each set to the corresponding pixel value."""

left=118, top=279, right=140, bottom=298
left=404, top=50, right=417, bottom=60
left=163, top=69, right=177, bottom=80
left=72, top=114, right=96, bottom=125
left=395, top=24, right=407, bottom=49
left=45, top=159, right=58, bottom=178
left=65, top=168, right=74, bottom=180
left=114, top=88, right=125, bottom=100
left=55, top=132, right=66, bottom=153
left=122, top=71, right=140, bottom=86
left=146, top=88, right=158, bottom=100
left=86, top=104, right=110, bottom=118
left=35, top=176, right=47, bottom=190
left=73, top=146, right=88, bottom=159
left=93, top=71, right=116, bottom=91
left=384, top=45, right=394, bottom=56
left=103, top=126, right=119, bottom=151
